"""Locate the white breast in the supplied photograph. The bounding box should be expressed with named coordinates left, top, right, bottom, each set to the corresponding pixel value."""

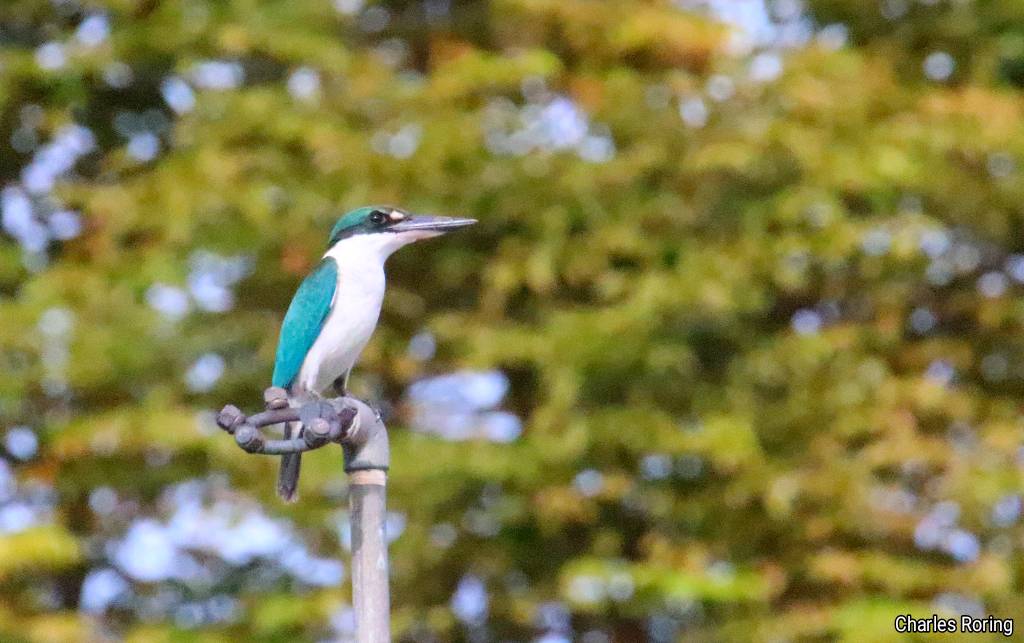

left=294, top=235, right=397, bottom=395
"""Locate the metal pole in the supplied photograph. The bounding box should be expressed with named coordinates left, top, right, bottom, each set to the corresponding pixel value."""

left=344, top=402, right=391, bottom=643
left=217, top=394, right=392, bottom=642
left=348, top=470, right=390, bottom=642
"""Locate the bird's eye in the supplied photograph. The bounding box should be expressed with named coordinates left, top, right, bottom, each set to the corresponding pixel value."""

left=369, top=210, right=387, bottom=225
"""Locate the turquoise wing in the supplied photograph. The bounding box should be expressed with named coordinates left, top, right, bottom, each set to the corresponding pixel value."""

left=272, top=258, right=338, bottom=389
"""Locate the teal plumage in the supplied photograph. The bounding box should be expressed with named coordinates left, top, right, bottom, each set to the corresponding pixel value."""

left=271, top=258, right=338, bottom=389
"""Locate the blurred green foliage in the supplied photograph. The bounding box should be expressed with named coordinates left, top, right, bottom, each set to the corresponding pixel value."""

left=2, top=0, right=1024, bottom=641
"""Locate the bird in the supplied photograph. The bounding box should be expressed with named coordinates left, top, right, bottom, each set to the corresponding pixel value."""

left=271, top=205, right=476, bottom=500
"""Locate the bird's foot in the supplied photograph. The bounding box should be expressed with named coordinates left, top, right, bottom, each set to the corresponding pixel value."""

left=264, top=387, right=289, bottom=410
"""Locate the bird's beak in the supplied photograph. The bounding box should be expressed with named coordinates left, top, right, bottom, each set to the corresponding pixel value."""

left=388, top=215, right=477, bottom=234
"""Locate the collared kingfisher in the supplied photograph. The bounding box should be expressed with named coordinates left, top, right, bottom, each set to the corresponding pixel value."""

left=271, top=205, right=476, bottom=500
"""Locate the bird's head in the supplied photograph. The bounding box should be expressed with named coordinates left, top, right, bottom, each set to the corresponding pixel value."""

left=327, top=206, right=475, bottom=255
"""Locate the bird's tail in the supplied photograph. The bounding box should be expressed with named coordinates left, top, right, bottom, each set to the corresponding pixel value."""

left=277, top=420, right=301, bottom=502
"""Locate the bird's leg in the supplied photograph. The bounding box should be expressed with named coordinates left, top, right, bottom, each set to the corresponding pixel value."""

left=261, top=387, right=291, bottom=436
left=330, top=373, right=381, bottom=419
left=332, top=375, right=347, bottom=398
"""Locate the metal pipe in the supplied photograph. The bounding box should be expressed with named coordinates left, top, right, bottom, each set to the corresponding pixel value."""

left=344, top=401, right=391, bottom=643
left=348, top=470, right=390, bottom=643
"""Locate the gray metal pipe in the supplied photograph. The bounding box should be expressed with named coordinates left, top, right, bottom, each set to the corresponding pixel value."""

left=344, top=400, right=391, bottom=643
